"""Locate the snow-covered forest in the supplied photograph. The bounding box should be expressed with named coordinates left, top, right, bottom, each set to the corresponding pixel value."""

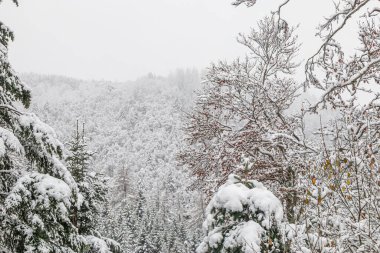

left=1, top=0, right=380, bottom=252
left=24, top=72, right=203, bottom=252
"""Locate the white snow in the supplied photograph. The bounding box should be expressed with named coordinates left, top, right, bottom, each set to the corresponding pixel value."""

left=33, top=173, right=72, bottom=207
left=5, top=172, right=72, bottom=210
left=224, top=221, right=264, bottom=253
left=206, top=174, right=283, bottom=227
left=0, top=126, right=24, bottom=156
left=208, top=231, right=223, bottom=248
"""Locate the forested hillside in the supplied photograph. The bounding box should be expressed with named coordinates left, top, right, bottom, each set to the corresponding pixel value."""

left=23, top=71, right=203, bottom=252
left=2, top=0, right=380, bottom=252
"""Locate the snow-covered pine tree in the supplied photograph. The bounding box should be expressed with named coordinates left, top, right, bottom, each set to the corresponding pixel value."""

left=0, top=2, right=83, bottom=251
left=197, top=173, right=284, bottom=253
left=0, top=3, right=120, bottom=251
left=66, top=121, right=121, bottom=252
left=67, top=121, right=97, bottom=233
left=66, top=121, right=91, bottom=184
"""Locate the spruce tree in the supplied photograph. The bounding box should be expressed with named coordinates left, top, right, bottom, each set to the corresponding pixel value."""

left=66, top=121, right=95, bottom=233
left=0, top=3, right=120, bottom=251
left=66, top=121, right=90, bottom=183
left=66, top=121, right=120, bottom=252
left=0, top=2, right=82, bottom=251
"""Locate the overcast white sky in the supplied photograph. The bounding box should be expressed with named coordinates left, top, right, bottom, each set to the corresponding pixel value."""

left=0, top=0, right=341, bottom=81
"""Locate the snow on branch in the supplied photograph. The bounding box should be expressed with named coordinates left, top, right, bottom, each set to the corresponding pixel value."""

left=0, top=104, right=22, bottom=115
left=369, top=6, right=380, bottom=16
left=0, top=0, right=18, bottom=6
left=304, top=0, right=380, bottom=111
left=232, top=0, right=257, bottom=7
left=0, top=127, right=24, bottom=157
left=311, top=56, right=380, bottom=111
left=305, top=0, right=370, bottom=79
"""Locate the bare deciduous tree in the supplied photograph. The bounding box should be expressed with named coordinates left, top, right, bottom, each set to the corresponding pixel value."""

left=305, top=0, right=380, bottom=112
left=179, top=14, right=316, bottom=226
left=290, top=105, right=380, bottom=252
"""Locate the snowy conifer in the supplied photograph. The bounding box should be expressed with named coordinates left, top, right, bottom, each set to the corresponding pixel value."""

left=3, top=173, right=82, bottom=252
left=0, top=3, right=120, bottom=251
left=66, top=121, right=121, bottom=252
left=197, top=174, right=284, bottom=253
left=66, top=121, right=91, bottom=183
left=0, top=2, right=84, bottom=251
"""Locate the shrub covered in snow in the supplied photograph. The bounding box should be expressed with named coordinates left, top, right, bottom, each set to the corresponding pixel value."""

left=197, top=174, right=284, bottom=253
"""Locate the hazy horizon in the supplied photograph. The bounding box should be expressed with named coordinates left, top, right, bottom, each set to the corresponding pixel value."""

left=0, top=0, right=336, bottom=82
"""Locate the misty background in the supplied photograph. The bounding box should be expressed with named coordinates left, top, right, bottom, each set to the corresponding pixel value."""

left=0, top=0, right=337, bottom=81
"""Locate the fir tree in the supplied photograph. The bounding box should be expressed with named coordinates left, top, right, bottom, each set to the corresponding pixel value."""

left=66, top=121, right=121, bottom=252
left=197, top=173, right=284, bottom=253
left=0, top=2, right=84, bottom=252
left=66, top=121, right=91, bottom=183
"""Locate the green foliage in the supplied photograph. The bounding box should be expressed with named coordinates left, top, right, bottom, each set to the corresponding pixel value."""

left=66, top=121, right=108, bottom=234
left=66, top=121, right=91, bottom=183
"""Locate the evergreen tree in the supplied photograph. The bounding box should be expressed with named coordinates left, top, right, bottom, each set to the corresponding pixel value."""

left=67, top=121, right=96, bottom=233
left=0, top=2, right=85, bottom=252
left=66, top=121, right=121, bottom=252
left=197, top=173, right=284, bottom=253
left=66, top=121, right=91, bottom=183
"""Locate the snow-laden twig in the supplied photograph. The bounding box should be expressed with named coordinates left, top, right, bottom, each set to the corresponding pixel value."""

left=310, top=56, right=380, bottom=111
left=0, top=104, right=22, bottom=115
